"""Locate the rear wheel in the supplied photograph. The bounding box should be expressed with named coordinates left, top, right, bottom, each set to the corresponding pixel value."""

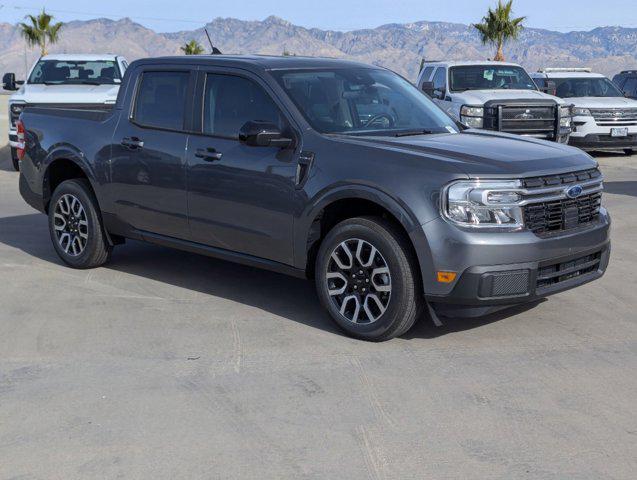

left=315, top=216, right=422, bottom=341
left=48, top=179, right=111, bottom=269
left=10, top=147, right=19, bottom=171
left=624, top=148, right=634, bottom=156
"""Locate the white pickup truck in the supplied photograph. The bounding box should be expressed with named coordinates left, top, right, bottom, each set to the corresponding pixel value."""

left=531, top=68, right=637, bottom=154
left=3, top=54, right=128, bottom=170
left=416, top=61, right=572, bottom=143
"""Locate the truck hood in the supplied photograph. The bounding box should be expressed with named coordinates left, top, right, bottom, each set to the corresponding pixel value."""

left=454, top=89, right=565, bottom=105
left=569, top=96, right=637, bottom=109
left=11, top=83, right=119, bottom=104
left=336, top=130, right=595, bottom=178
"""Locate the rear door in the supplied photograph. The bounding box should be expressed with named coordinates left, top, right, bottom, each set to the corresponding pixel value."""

left=110, top=66, right=195, bottom=239
left=185, top=68, right=298, bottom=265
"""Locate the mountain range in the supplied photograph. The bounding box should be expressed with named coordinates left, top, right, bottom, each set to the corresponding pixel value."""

left=1, top=15, right=637, bottom=82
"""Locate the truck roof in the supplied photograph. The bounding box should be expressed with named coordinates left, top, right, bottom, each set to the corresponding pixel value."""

left=40, top=53, right=121, bottom=61
left=135, top=55, right=379, bottom=71
left=422, top=60, right=523, bottom=68
left=532, top=68, right=605, bottom=79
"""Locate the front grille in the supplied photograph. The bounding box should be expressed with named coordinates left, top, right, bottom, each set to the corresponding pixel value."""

left=498, top=105, right=557, bottom=138
left=591, top=108, right=637, bottom=126
left=536, top=251, right=602, bottom=290
left=522, top=168, right=603, bottom=236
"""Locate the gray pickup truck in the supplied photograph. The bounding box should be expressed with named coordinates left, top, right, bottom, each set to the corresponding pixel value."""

left=16, top=55, right=610, bottom=341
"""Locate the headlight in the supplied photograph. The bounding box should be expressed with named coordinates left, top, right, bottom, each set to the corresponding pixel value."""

left=560, top=105, right=572, bottom=127
left=460, top=105, right=484, bottom=128
left=442, top=180, right=524, bottom=229
left=572, top=107, right=591, bottom=117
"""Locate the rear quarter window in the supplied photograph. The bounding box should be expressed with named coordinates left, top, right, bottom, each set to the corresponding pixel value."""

left=132, top=71, right=190, bottom=131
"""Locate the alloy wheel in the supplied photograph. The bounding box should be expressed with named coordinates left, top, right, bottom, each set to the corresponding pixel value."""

left=326, top=238, right=392, bottom=324
left=53, top=194, right=89, bottom=257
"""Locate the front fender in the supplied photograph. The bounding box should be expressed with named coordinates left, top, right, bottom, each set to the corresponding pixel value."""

left=293, top=183, right=425, bottom=271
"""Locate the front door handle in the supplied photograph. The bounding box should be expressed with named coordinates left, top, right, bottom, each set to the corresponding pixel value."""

left=121, top=137, right=144, bottom=149
left=195, top=147, right=223, bottom=161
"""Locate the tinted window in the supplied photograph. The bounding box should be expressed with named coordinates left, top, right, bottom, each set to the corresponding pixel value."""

left=420, top=66, right=434, bottom=85
left=449, top=65, right=537, bottom=91
left=533, top=77, right=547, bottom=89
left=203, top=74, right=284, bottom=138
left=432, top=67, right=446, bottom=90
left=273, top=68, right=459, bottom=135
left=133, top=71, right=190, bottom=131
left=552, top=77, right=623, bottom=98
left=623, top=78, right=637, bottom=97
left=28, top=60, right=121, bottom=85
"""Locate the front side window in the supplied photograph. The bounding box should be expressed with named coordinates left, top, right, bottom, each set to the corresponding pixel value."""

left=28, top=60, right=121, bottom=85
left=203, top=74, right=284, bottom=138
left=133, top=71, right=190, bottom=131
left=273, top=68, right=458, bottom=136
left=620, top=78, right=637, bottom=97
left=450, top=65, right=537, bottom=92
left=553, top=77, right=624, bottom=98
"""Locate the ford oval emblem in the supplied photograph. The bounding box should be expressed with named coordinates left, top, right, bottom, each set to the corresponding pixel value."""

left=566, top=185, right=583, bottom=198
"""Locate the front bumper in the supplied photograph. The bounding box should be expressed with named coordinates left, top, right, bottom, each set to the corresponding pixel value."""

left=412, top=209, right=611, bottom=317
left=569, top=133, right=637, bottom=151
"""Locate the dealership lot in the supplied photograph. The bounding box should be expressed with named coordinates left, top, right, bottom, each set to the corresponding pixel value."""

left=0, top=95, right=636, bottom=478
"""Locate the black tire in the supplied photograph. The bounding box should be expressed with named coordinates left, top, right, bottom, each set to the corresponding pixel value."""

left=48, top=179, right=111, bottom=269
left=10, top=147, right=19, bottom=171
left=315, top=216, right=422, bottom=341
left=624, top=149, right=634, bottom=156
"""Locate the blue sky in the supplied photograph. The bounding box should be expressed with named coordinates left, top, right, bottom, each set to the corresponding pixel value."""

left=1, top=0, right=636, bottom=32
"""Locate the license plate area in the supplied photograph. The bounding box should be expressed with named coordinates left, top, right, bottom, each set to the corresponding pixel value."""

left=611, top=127, right=629, bottom=137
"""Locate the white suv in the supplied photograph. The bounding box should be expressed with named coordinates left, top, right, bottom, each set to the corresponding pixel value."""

left=3, top=54, right=128, bottom=170
left=531, top=68, right=637, bottom=154
left=416, top=61, right=571, bottom=143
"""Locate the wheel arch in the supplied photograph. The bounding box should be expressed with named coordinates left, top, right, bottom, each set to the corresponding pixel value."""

left=42, top=148, right=98, bottom=213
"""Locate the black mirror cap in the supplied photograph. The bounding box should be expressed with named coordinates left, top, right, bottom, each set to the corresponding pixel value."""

left=2, top=72, right=18, bottom=91
left=239, top=120, right=293, bottom=148
left=421, top=81, right=435, bottom=97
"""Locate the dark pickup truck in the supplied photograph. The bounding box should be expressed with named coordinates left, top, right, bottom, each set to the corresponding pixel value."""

left=17, top=55, right=611, bottom=341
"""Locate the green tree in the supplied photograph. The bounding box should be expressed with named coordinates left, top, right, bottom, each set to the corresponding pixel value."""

left=473, top=0, right=525, bottom=61
left=181, top=40, right=205, bottom=55
left=19, top=8, right=63, bottom=56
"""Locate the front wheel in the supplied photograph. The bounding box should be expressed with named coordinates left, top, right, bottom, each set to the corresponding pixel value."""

left=624, top=148, right=634, bottom=156
left=315, top=217, right=422, bottom=341
left=48, top=179, right=111, bottom=269
left=10, top=147, right=19, bottom=171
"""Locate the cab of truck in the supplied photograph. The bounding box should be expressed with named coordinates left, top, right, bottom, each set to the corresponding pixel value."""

left=2, top=53, right=128, bottom=170
left=532, top=68, right=637, bottom=154
left=416, top=60, right=572, bottom=143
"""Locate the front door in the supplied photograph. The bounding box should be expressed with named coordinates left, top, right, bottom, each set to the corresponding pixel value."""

left=186, top=71, right=297, bottom=265
left=110, top=68, right=194, bottom=239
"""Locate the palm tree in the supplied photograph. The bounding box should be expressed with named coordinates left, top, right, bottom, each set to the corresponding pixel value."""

left=19, top=9, right=63, bottom=56
left=473, top=0, right=525, bottom=61
left=181, top=40, right=205, bottom=55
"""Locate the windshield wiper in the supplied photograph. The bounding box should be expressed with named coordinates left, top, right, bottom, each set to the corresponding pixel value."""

left=393, top=129, right=436, bottom=137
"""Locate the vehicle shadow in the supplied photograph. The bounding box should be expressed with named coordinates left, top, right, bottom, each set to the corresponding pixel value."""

left=0, top=213, right=544, bottom=340
left=0, top=145, right=15, bottom=172
left=603, top=180, right=637, bottom=198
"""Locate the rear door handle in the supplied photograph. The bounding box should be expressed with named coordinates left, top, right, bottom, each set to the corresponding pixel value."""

left=195, top=147, right=223, bottom=161
left=121, top=137, right=144, bottom=149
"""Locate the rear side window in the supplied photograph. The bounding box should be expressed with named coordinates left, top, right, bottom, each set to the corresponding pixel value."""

left=623, top=77, right=637, bottom=97
left=133, top=71, right=190, bottom=131
left=203, top=74, right=284, bottom=138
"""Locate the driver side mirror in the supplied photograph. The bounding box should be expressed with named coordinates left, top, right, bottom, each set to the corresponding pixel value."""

left=2, top=72, right=19, bottom=91
left=239, top=121, right=293, bottom=148
left=421, top=81, right=435, bottom=97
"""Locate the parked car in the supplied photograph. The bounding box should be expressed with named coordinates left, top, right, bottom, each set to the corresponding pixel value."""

left=3, top=53, right=128, bottom=171
left=16, top=55, right=610, bottom=341
left=612, top=70, right=637, bottom=99
left=416, top=61, right=572, bottom=143
left=532, top=68, right=637, bottom=154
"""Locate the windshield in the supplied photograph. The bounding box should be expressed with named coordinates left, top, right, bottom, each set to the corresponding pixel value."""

left=450, top=65, right=537, bottom=92
left=272, top=68, right=459, bottom=136
left=552, top=77, right=623, bottom=98
left=28, top=60, right=121, bottom=85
